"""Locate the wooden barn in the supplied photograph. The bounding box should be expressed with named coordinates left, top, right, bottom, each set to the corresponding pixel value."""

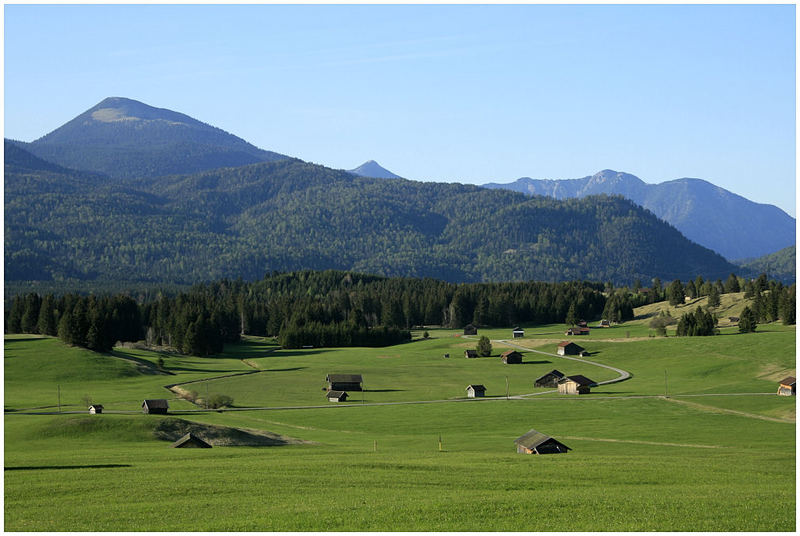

left=728, top=316, right=740, bottom=324
left=501, top=350, right=523, bottom=364
left=558, top=375, right=596, bottom=395
left=142, top=399, right=169, bottom=414
left=557, top=341, right=586, bottom=356
left=463, top=324, right=478, bottom=336
left=565, top=326, right=590, bottom=336
left=514, top=429, right=571, bottom=455
left=88, top=404, right=104, bottom=414
left=534, top=370, right=565, bottom=388
left=598, top=319, right=610, bottom=327
left=512, top=327, right=525, bottom=338
left=326, top=390, right=349, bottom=402
left=464, top=349, right=478, bottom=358
left=777, top=376, right=796, bottom=396
left=577, top=320, right=588, bottom=327
left=465, top=384, right=486, bottom=398
left=170, top=433, right=212, bottom=448
left=326, top=374, right=363, bottom=391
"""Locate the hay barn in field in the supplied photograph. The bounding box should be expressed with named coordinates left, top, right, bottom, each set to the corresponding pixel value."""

left=170, top=433, right=212, bottom=448
left=142, top=399, right=169, bottom=414
left=512, top=327, right=524, bottom=338
left=466, top=384, right=486, bottom=398
left=88, top=404, right=103, bottom=414
left=534, top=370, right=565, bottom=388
left=465, top=349, right=478, bottom=358
left=326, top=390, right=349, bottom=402
left=326, top=374, right=363, bottom=391
left=565, top=326, right=590, bottom=336
left=557, top=341, right=586, bottom=356
left=463, top=324, right=478, bottom=335
left=558, top=375, right=596, bottom=395
left=501, top=350, right=523, bottom=364
left=514, top=429, right=571, bottom=454
left=777, top=376, right=796, bottom=396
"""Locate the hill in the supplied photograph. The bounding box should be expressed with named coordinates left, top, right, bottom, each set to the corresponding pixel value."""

left=14, top=97, right=286, bottom=179
left=483, top=169, right=796, bottom=261
left=6, top=143, right=738, bottom=286
left=347, top=160, right=403, bottom=179
left=738, top=245, right=796, bottom=283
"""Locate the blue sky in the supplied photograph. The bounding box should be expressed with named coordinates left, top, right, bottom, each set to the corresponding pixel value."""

left=4, top=4, right=796, bottom=215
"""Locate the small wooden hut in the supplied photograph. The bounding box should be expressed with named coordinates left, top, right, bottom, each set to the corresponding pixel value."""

left=777, top=376, right=796, bottom=396
left=142, top=399, right=169, bottom=414
left=326, top=390, right=349, bottom=402
left=500, top=350, right=523, bottom=364
left=558, top=375, right=596, bottom=395
left=463, top=324, right=478, bottom=336
left=512, top=327, right=525, bottom=338
left=514, top=429, right=571, bottom=454
left=533, top=370, right=565, bottom=388
left=466, top=384, right=486, bottom=398
left=557, top=341, right=586, bottom=356
left=464, top=349, right=478, bottom=359
left=326, top=374, right=363, bottom=391
left=88, top=404, right=104, bottom=415
left=565, top=326, right=590, bottom=336
left=170, top=433, right=212, bottom=448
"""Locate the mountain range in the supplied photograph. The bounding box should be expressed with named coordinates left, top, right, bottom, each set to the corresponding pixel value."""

left=482, top=170, right=795, bottom=261
left=4, top=97, right=785, bottom=289
left=348, top=160, right=403, bottom=179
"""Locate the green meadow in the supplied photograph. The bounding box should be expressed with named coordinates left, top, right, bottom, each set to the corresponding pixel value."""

left=4, top=303, right=796, bottom=531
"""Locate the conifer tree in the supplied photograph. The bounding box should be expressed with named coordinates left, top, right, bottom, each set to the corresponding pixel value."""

left=738, top=306, right=758, bottom=333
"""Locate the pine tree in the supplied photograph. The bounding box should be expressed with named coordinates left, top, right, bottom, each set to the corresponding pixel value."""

left=667, top=280, right=685, bottom=307
left=724, top=273, right=740, bottom=293
left=37, top=294, right=57, bottom=336
left=565, top=303, right=578, bottom=326
left=476, top=335, right=492, bottom=357
left=739, top=306, right=758, bottom=333
left=707, top=286, right=721, bottom=309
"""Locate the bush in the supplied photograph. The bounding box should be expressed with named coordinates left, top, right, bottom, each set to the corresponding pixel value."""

left=476, top=335, right=492, bottom=357
left=207, top=394, right=233, bottom=409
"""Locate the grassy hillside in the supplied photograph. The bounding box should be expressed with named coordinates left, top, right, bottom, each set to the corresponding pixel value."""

left=4, top=304, right=795, bottom=531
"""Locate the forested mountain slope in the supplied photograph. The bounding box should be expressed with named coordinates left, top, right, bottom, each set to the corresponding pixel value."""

left=483, top=169, right=795, bottom=261
left=13, top=97, right=286, bottom=179
left=739, top=245, right=796, bottom=284
left=5, top=141, right=738, bottom=286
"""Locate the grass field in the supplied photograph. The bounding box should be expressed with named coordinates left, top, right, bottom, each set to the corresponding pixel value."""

left=4, top=299, right=796, bottom=531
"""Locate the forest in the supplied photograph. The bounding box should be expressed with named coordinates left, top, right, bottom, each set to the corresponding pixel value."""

left=5, top=270, right=794, bottom=354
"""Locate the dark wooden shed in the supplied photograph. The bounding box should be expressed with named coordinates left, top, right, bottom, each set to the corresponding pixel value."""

left=534, top=370, right=565, bottom=388
left=501, top=350, right=523, bottom=364
left=464, top=349, right=478, bottom=358
left=466, top=384, right=486, bottom=398
left=326, top=374, right=363, bottom=391
left=558, top=375, right=596, bottom=395
left=142, top=399, right=169, bottom=414
left=88, top=404, right=104, bottom=415
left=557, top=341, right=586, bottom=356
left=565, top=326, right=590, bottom=336
left=512, top=327, right=525, bottom=338
left=777, top=376, right=796, bottom=396
left=463, top=324, right=478, bottom=336
left=514, top=429, right=571, bottom=455
left=170, top=433, right=212, bottom=448
left=326, top=390, right=349, bottom=402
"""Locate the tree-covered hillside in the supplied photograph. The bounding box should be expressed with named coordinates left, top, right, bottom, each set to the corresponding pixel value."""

left=5, top=141, right=738, bottom=287
left=739, top=245, right=796, bottom=284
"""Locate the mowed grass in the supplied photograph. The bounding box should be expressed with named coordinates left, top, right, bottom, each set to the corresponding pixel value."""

left=4, top=307, right=796, bottom=531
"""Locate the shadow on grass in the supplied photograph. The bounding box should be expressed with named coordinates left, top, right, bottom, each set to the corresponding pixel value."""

left=264, top=367, right=307, bottom=372
left=363, top=389, right=404, bottom=393
left=5, top=464, right=132, bottom=471
left=520, top=360, right=552, bottom=365
left=4, top=337, right=49, bottom=344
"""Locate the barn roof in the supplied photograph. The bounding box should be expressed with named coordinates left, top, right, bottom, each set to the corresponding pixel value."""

left=89, top=404, right=104, bottom=409
left=466, top=384, right=486, bottom=391
left=142, top=399, right=169, bottom=409
left=534, top=370, right=565, bottom=382
left=501, top=350, right=522, bottom=357
left=170, top=433, right=212, bottom=448
left=514, top=429, right=570, bottom=451
left=326, top=374, right=363, bottom=383
left=779, top=376, right=796, bottom=386
left=559, top=375, right=596, bottom=386
left=326, top=390, right=348, bottom=399
left=512, top=327, right=523, bottom=331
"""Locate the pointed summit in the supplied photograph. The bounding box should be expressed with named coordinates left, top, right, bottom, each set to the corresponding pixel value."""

left=348, top=160, right=402, bottom=179
left=25, top=97, right=286, bottom=179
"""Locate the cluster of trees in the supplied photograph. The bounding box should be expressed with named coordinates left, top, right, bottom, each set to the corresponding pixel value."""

left=278, top=323, right=410, bottom=349
left=676, top=307, right=718, bottom=336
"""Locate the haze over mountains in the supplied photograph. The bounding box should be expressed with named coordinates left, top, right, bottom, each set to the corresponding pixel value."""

left=4, top=97, right=789, bottom=289
left=483, top=170, right=795, bottom=261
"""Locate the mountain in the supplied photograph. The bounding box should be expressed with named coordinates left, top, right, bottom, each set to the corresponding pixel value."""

left=738, top=245, right=796, bottom=284
left=483, top=169, right=796, bottom=261
left=15, top=97, right=286, bottom=179
left=347, top=160, right=402, bottom=179
left=6, top=141, right=738, bottom=287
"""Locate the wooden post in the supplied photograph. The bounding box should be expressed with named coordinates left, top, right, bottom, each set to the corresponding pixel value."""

left=206, top=380, right=209, bottom=409
left=664, top=370, right=668, bottom=398
left=506, top=376, right=509, bottom=399
left=57, top=384, right=61, bottom=413
left=374, top=440, right=377, bottom=452
left=438, top=433, right=443, bottom=452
